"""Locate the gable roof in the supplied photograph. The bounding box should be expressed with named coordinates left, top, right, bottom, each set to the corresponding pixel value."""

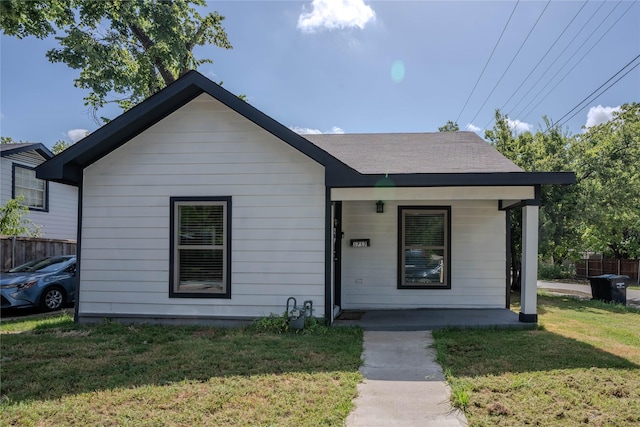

left=305, top=132, right=522, bottom=174
left=1, top=143, right=53, bottom=160
left=36, top=70, right=350, bottom=186
left=36, top=70, right=575, bottom=188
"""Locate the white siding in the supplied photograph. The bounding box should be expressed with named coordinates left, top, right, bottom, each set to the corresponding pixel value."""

left=79, top=94, right=326, bottom=320
left=340, top=198, right=507, bottom=309
left=1, top=158, right=15, bottom=204
left=0, top=155, right=77, bottom=240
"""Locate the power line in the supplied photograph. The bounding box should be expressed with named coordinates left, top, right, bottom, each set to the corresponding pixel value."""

left=466, top=0, right=552, bottom=127
left=455, top=0, right=519, bottom=124
left=517, top=0, right=635, bottom=122
left=552, top=54, right=640, bottom=126
left=481, top=0, right=590, bottom=131
left=553, top=55, right=640, bottom=130
left=506, top=0, right=610, bottom=121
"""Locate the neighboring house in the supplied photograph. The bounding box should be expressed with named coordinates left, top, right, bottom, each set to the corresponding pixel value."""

left=37, top=71, right=575, bottom=325
left=1, top=143, right=77, bottom=240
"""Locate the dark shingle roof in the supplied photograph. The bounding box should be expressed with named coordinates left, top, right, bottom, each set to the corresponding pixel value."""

left=303, top=131, right=522, bottom=174
left=36, top=70, right=573, bottom=187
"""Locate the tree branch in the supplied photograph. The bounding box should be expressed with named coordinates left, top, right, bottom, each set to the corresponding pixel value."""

left=128, top=23, right=175, bottom=86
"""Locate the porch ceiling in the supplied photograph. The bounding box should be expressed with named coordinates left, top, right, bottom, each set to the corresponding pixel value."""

left=331, top=186, right=535, bottom=201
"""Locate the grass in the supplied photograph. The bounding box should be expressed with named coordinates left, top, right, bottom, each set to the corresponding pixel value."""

left=0, top=315, right=363, bottom=426
left=433, top=293, right=640, bottom=426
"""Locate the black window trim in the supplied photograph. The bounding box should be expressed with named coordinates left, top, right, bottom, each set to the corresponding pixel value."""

left=12, top=163, right=49, bottom=212
left=169, top=196, right=232, bottom=299
left=397, top=205, right=452, bottom=290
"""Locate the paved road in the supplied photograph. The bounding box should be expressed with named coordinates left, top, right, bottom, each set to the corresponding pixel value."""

left=537, top=280, right=640, bottom=307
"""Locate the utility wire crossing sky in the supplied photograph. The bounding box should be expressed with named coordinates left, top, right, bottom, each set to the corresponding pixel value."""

left=1, top=0, right=638, bottom=148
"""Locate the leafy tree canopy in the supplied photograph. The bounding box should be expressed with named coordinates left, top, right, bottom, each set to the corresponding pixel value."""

left=1, top=136, right=27, bottom=144
left=572, top=103, right=640, bottom=259
left=438, top=120, right=460, bottom=132
left=486, top=111, right=581, bottom=289
left=52, top=140, right=72, bottom=154
left=486, top=105, right=640, bottom=267
left=1, top=0, right=232, bottom=115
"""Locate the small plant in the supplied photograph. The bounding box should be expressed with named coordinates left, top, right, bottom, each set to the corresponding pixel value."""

left=252, top=312, right=330, bottom=334
left=444, top=368, right=471, bottom=410
left=252, top=312, right=289, bottom=333
left=302, top=315, right=329, bottom=333
left=0, top=196, right=41, bottom=237
left=451, top=387, right=470, bottom=410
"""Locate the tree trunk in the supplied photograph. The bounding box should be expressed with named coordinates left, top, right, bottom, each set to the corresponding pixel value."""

left=511, top=243, right=522, bottom=292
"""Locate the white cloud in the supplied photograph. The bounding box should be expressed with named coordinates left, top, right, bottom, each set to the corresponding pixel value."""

left=204, top=70, right=218, bottom=81
left=291, top=127, right=322, bottom=134
left=297, top=0, right=376, bottom=33
left=289, top=125, right=345, bottom=135
left=507, top=119, right=532, bottom=134
left=585, top=105, right=621, bottom=129
left=67, top=129, right=89, bottom=143
left=465, top=123, right=481, bottom=133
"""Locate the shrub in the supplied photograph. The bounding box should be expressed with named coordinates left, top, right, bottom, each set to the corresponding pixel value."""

left=252, top=312, right=329, bottom=334
left=538, top=262, right=574, bottom=280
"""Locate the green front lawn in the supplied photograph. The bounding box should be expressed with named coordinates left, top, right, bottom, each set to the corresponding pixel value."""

left=434, top=293, right=640, bottom=426
left=4, top=293, right=639, bottom=426
left=0, top=315, right=363, bottom=426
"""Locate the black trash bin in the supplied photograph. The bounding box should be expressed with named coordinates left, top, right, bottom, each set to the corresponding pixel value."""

left=588, top=274, right=630, bottom=305
left=609, top=275, right=630, bottom=304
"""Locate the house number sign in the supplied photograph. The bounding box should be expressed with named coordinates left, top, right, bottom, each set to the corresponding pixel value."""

left=350, top=239, right=370, bottom=248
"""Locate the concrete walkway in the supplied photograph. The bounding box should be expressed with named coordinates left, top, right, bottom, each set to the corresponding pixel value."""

left=346, top=330, right=467, bottom=427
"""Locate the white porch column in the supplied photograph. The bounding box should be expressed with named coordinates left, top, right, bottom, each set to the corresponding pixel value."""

left=520, top=204, right=539, bottom=323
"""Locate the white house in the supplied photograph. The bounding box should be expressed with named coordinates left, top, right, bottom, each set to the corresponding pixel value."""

left=37, top=71, right=574, bottom=325
left=1, top=143, right=77, bottom=240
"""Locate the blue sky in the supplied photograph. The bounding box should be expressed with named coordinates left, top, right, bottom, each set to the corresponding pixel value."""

left=1, top=0, right=639, bottom=149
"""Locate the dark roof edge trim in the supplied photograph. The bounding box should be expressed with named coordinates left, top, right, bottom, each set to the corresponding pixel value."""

left=37, top=70, right=354, bottom=186
left=1, top=143, right=53, bottom=160
left=36, top=77, right=206, bottom=184
left=326, top=170, right=576, bottom=188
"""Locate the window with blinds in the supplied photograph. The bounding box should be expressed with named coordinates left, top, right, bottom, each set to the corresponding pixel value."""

left=399, top=207, right=451, bottom=289
left=170, top=197, right=231, bottom=298
left=13, top=165, right=47, bottom=210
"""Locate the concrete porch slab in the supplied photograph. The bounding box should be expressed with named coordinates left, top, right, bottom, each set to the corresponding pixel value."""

left=333, top=308, right=534, bottom=331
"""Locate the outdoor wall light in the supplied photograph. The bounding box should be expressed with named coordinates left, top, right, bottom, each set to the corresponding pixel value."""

left=376, top=200, right=384, bottom=213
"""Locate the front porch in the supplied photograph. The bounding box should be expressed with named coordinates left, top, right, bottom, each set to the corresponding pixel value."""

left=333, top=308, right=533, bottom=330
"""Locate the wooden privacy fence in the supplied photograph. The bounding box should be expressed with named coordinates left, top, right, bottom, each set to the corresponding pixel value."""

left=1, top=236, right=77, bottom=271
left=575, top=258, right=640, bottom=283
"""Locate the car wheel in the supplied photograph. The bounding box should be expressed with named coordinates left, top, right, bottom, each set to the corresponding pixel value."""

left=41, top=287, right=65, bottom=311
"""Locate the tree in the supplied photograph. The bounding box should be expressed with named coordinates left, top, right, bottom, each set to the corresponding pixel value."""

left=485, top=110, right=580, bottom=289
left=1, top=0, right=232, bottom=116
left=438, top=121, right=460, bottom=132
left=52, top=140, right=72, bottom=154
left=0, top=197, right=41, bottom=237
left=1, top=136, right=27, bottom=144
left=571, top=103, right=640, bottom=259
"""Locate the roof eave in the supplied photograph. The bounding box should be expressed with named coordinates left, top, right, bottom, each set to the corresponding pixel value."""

left=325, top=170, right=576, bottom=188
left=1, top=143, right=53, bottom=160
